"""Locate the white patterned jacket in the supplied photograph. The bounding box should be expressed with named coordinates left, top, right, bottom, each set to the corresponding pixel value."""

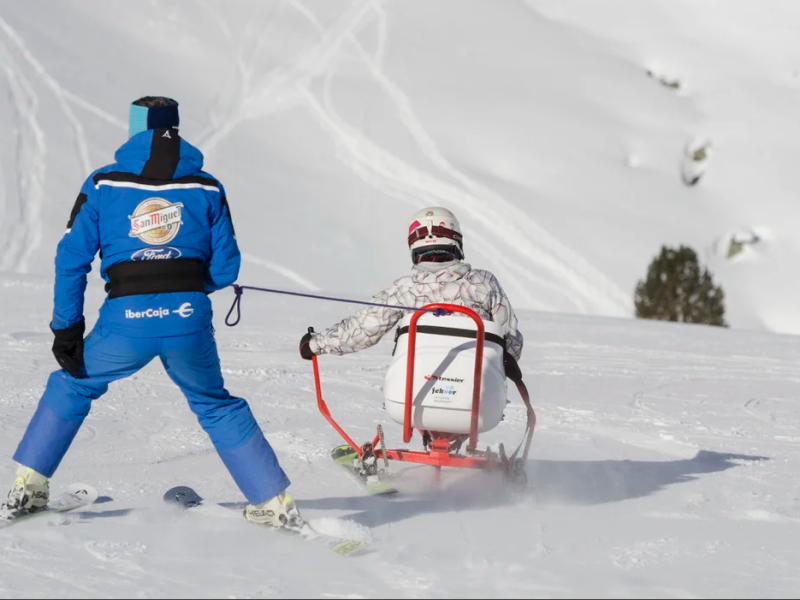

left=309, top=262, right=524, bottom=360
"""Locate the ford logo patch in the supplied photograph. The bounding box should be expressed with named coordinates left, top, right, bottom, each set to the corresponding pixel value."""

left=131, top=247, right=182, bottom=261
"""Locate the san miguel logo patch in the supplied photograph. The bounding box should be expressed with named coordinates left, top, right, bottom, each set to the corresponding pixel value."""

left=129, top=198, right=184, bottom=245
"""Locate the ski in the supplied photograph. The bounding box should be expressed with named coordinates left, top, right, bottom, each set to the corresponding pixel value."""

left=0, top=483, right=99, bottom=529
left=331, top=445, right=398, bottom=496
left=162, top=486, right=370, bottom=558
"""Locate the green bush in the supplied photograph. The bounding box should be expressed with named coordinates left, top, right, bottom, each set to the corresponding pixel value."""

left=635, top=245, right=727, bottom=327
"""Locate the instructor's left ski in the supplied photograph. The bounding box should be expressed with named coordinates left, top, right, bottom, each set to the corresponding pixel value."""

left=0, top=483, right=99, bottom=529
left=162, top=486, right=370, bottom=557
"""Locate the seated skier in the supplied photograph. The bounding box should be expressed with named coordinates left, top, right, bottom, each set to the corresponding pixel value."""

left=298, top=206, right=524, bottom=382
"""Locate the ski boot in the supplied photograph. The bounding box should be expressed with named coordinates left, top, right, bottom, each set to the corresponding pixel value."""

left=244, top=492, right=304, bottom=531
left=0, top=466, right=50, bottom=520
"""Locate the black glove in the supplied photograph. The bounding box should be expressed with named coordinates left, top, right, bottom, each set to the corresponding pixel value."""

left=503, top=350, right=523, bottom=384
left=299, top=330, right=315, bottom=361
left=51, top=319, right=86, bottom=377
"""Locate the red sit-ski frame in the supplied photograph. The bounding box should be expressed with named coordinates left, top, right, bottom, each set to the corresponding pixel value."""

left=312, top=304, right=536, bottom=476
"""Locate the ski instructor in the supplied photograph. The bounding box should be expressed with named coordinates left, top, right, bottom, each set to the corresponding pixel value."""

left=0, top=97, right=302, bottom=529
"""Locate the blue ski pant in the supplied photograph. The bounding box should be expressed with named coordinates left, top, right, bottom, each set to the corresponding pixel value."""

left=13, top=325, right=290, bottom=505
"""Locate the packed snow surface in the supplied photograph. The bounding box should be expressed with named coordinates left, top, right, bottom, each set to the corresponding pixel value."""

left=2, top=283, right=800, bottom=598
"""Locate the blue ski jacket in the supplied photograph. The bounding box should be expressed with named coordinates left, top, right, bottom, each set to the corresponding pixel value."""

left=53, top=129, right=240, bottom=337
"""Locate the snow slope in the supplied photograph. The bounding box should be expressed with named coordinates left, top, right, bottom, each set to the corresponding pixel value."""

left=0, top=1, right=800, bottom=330
left=3, top=281, right=800, bottom=598
left=2, top=1, right=800, bottom=597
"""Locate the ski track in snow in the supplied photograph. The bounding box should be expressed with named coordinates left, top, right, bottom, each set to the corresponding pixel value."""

left=0, top=12, right=101, bottom=274
left=297, top=1, right=569, bottom=311
left=198, top=0, right=632, bottom=317
left=60, top=89, right=126, bottom=132
left=337, top=1, right=632, bottom=317
left=308, top=67, right=564, bottom=312
left=194, top=0, right=272, bottom=146
left=197, top=0, right=375, bottom=159
left=241, top=252, right=321, bottom=291
left=0, top=35, right=45, bottom=274
left=0, top=14, right=92, bottom=177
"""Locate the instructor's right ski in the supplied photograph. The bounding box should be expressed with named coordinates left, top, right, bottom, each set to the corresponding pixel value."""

left=162, top=486, right=370, bottom=558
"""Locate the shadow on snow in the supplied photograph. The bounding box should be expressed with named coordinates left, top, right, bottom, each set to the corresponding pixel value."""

left=299, top=450, right=767, bottom=528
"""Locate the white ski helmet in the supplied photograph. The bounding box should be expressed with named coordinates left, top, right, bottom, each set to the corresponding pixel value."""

left=407, top=206, right=464, bottom=264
